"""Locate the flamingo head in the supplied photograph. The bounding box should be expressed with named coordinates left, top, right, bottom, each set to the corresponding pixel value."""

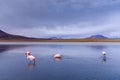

left=25, top=51, right=31, bottom=56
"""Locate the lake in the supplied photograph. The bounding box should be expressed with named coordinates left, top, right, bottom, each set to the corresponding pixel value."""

left=0, top=42, right=120, bottom=80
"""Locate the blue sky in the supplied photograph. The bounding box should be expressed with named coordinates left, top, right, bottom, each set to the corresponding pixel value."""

left=0, top=0, right=120, bottom=38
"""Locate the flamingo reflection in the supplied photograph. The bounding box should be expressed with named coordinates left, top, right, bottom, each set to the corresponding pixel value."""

left=27, top=62, right=36, bottom=70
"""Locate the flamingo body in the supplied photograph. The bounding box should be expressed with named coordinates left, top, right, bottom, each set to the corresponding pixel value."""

left=54, top=54, right=62, bottom=58
left=102, top=51, right=106, bottom=55
left=27, top=55, right=36, bottom=61
left=25, top=51, right=36, bottom=62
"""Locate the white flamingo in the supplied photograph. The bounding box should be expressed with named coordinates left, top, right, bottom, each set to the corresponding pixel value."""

left=102, top=51, right=106, bottom=55
left=25, top=51, right=36, bottom=62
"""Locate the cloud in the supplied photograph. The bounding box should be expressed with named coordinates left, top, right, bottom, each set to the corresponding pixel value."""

left=6, top=12, right=120, bottom=38
left=0, top=0, right=120, bottom=38
left=0, top=0, right=119, bottom=27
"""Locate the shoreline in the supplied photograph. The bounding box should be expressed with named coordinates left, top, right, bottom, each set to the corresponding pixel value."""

left=0, top=38, right=120, bottom=42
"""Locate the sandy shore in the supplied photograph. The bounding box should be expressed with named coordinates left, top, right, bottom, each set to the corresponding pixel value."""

left=0, top=38, right=120, bottom=42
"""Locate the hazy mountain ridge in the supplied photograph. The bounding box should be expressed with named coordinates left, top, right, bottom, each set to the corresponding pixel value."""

left=87, top=35, right=108, bottom=39
left=0, top=30, right=115, bottom=41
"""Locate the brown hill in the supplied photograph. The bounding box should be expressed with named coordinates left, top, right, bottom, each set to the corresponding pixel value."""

left=0, top=30, right=37, bottom=40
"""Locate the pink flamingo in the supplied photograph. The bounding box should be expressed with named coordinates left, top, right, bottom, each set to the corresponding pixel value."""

left=53, top=53, right=62, bottom=58
left=25, top=51, right=36, bottom=62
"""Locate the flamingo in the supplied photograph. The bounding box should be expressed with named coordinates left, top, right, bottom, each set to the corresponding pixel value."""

left=102, top=51, right=106, bottom=55
left=53, top=53, right=62, bottom=58
left=25, top=51, right=36, bottom=62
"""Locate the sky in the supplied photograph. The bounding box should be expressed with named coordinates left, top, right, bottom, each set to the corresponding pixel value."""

left=0, top=0, right=120, bottom=38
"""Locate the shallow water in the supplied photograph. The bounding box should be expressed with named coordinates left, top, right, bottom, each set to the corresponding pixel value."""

left=0, top=42, right=120, bottom=80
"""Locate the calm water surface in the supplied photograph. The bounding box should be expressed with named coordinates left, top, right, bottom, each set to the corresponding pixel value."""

left=0, top=42, right=120, bottom=80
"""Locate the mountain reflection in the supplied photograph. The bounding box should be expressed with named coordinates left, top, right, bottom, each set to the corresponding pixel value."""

left=88, top=45, right=106, bottom=50
left=0, top=45, right=27, bottom=53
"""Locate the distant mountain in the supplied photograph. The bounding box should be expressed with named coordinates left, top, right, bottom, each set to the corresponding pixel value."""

left=0, top=30, right=37, bottom=40
left=0, top=29, right=61, bottom=40
left=48, top=37, right=62, bottom=39
left=0, top=30, right=112, bottom=41
left=87, top=35, right=108, bottom=39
